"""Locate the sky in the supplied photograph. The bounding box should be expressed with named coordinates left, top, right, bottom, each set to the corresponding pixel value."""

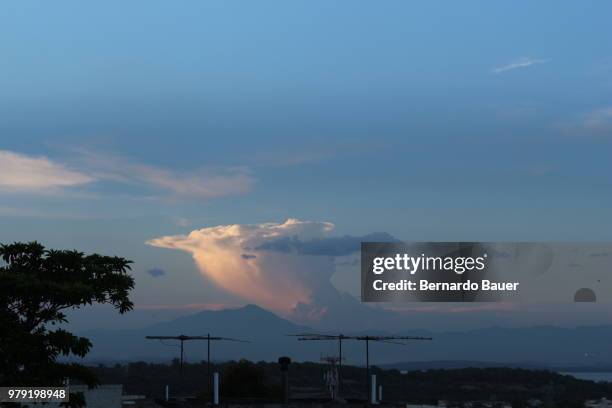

left=1, top=1, right=611, bottom=331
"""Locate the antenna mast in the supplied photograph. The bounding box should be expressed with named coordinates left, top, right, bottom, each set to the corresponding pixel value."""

left=145, top=334, right=248, bottom=398
left=291, top=333, right=432, bottom=402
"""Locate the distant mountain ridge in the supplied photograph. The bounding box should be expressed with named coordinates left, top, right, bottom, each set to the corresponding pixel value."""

left=80, top=304, right=612, bottom=367
left=145, top=304, right=307, bottom=335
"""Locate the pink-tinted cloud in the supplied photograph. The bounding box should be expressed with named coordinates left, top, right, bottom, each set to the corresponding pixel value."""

left=147, top=219, right=337, bottom=315
left=0, top=150, right=94, bottom=193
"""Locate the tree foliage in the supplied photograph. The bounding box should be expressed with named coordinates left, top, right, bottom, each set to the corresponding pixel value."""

left=0, top=242, right=134, bottom=407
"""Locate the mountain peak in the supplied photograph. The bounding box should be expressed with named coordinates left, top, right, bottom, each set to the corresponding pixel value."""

left=143, top=303, right=308, bottom=336
left=238, top=303, right=283, bottom=317
left=221, top=303, right=288, bottom=322
left=237, top=303, right=267, bottom=312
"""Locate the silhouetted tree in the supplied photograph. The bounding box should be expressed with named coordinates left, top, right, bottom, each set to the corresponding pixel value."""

left=0, top=242, right=134, bottom=407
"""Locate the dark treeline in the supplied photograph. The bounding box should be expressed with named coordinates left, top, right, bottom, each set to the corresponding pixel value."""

left=88, top=360, right=612, bottom=407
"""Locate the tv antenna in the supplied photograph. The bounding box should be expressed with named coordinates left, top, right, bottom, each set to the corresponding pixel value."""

left=145, top=334, right=249, bottom=396
left=321, top=354, right=343, bottom=400
left=353, top=335, right=432, bottom=402
left=290, top=333, right=432, bottom=402
left=288, top=333, right=350, bottom=394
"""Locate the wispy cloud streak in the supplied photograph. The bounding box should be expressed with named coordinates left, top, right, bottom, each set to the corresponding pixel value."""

left=0, top=149, right=254, bottom=200
left=492, top=57, right=548, bottom=74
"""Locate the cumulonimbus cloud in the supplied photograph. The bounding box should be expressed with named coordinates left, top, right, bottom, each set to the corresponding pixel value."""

left=146, top=219, right=391, bottom=317
left=492, top=57, right=548, bottom=74
left=147, top=219, right=335, bottom=314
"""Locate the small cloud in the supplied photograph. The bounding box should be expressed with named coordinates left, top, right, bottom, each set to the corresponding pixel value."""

left=582, top=107, right=612, bottom=132
left=492, top=57, right=548, bottom=74
left=241, top=254, right=257, bottom=260
left=558, top=106, right=612, bottom=138
left=146, top=268, right=167, bottom=278
left=0, top=150, right=94, bottom=193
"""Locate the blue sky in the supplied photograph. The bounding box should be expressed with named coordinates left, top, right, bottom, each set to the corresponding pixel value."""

left=1, top=1, right=611, bottom=329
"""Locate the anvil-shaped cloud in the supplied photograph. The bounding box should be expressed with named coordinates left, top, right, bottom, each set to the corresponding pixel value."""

left=147, top=219, right=394, bottom=318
